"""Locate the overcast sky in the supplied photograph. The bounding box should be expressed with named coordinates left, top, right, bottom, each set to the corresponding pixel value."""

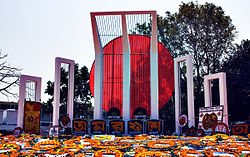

left=0, top=0, right=249, bottom=102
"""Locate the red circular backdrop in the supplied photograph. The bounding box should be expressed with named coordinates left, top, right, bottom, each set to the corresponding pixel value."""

left=89, top=35, right=174, bottom=117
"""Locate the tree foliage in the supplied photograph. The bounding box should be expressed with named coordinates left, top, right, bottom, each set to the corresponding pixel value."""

left=171, top=2, right=237, bottom=99
left=134, top=2, right=238, bottom=125
left=43, top=64, right=93, bottom=119
left=0, top=50, right=21, bottom=99
left=221, top=40, right=250, bottom=121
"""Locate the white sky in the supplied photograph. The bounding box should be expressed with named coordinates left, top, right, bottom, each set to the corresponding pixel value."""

left=0, top=0, right=249, bottom=102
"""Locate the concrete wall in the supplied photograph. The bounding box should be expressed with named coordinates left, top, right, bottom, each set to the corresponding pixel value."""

left=2, top=109, right=17, bottom=125
left=0, top=109, right=3, bottom=124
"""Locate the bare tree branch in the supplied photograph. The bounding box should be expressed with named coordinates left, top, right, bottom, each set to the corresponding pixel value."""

left=0, top=50, right=21, bottom=100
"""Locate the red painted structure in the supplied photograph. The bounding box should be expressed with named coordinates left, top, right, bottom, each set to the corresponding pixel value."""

left=90, top=35, right=174, bottom=118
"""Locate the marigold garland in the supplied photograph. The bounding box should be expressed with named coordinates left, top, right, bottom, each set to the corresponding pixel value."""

left=93, top=141, right=131, bottom=150
left=94, top=149, right=123, bottom=157
left=0, top=133, right=250, bottom=156
left=32, top=140, right=60, bottom=151
left=135, top=150, right=171, bottom=157
left=147, top=140, right=175, bottom=149
left=0, top=143, right=20, bottom=152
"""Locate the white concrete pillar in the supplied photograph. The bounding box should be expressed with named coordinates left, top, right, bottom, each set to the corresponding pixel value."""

left=53, top=57, right=75, bottom=127
left=174, top=61, right=181, bottom=134
left=91, top=13, right=103, bottom=119
left=122, top=14, right=131, bottom=134
left=17, top=75, right=42, bottom=127
left=150, top=11, right=159, bottom=119
left=174, top=55, right=195, bottom=134
left=53, top=58, right=61, bottom=126
left=204, top=72, right=228, bottom=125
left=220, top=73, right=228, bottom=125
left=204, top=78, right=211, bottom=108
left=186, top=56, right=195, bottom=127
left=67, top=62, right=75, bottom=125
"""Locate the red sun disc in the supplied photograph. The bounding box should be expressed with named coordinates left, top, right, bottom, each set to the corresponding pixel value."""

left=89, top=35, right=174, bottom=117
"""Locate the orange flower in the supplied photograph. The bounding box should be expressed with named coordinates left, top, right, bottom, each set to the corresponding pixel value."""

left=32, top=140, right=60, bottom=151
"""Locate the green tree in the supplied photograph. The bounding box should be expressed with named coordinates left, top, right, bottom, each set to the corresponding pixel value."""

left=133, top=2, right=238, bottom=126
left=73, top=65, right=93, bottom=119
left=43, top=64, right=93, bottom=119
left=172, top=2, right=237, bottom=100
left=221, top=40, right=250, bottom=121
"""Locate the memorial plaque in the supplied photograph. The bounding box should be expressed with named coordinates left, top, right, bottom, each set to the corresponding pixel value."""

left=231, top=123, right=249, bottom=136
left=198, top=106, right=223, bottom=132
left=212, top=122, right=229, bottom=135
left=90, top=120, right=106, bottom=134
left=146, top=119, right=163, bottom=135
left=73, top=119, right=88, bottom=135
left=178, top=114, right=188, bottom=128
left=128, top=120, right=144, bottom=135
left=59, top=115, right=71, bottom=128
left=23, top=101, right=41, bottom=134
left=109, top=120, right=125, bottom=135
